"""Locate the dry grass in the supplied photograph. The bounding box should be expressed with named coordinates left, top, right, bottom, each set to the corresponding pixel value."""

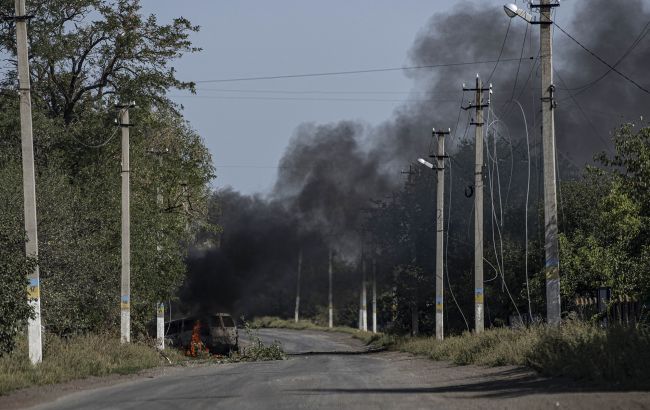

left=0, top=334, right=175, bottom=396
left=395, top=322, right=650, bottom=387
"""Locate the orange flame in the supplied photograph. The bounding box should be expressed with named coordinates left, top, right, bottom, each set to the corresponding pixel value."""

left=186, top=320, right=208, bottom=356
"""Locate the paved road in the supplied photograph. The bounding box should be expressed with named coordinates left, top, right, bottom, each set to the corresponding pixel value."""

left=28, top=329, right=650, bottom=410
left=248, top=328, right=369, bottom=354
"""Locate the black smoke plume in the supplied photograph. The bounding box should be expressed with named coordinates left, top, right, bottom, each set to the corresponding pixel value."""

left=180, top=0, right=650, bottom=322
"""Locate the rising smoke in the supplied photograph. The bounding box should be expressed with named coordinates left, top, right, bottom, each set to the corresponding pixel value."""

left=180, top=0, right=650, bottom=319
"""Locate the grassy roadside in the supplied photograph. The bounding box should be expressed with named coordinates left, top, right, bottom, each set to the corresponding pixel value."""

left=251, top=316, right=390, bottom=347
left=253, top=316, right=650, bottom=388
left=394, top=322, right=650, bottom=388
left=0, top=334, right=186, bottom=396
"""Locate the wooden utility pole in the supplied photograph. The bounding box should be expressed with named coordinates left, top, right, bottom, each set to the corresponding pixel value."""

left=432, top=128, right=450, bottom=340
left=294, top=248, right=302, bottom=323
left=539, top=0, right=561, bottom=326
left=328, top=246, right=333, bottom=328
left=14, top=0, right=42, bottom=364
left=463, top=76, right=490, bottom=333
left=117, top=103, right=135, bottom=343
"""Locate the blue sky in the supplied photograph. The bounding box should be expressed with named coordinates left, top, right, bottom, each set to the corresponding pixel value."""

left=139, top=1, right=577, bottom=194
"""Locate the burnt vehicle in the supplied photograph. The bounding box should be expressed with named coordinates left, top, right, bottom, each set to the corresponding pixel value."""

left=165, top=313, right=238, bottom=354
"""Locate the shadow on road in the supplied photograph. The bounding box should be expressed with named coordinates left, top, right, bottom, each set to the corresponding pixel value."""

left=289, top=367, right=645, bottom=399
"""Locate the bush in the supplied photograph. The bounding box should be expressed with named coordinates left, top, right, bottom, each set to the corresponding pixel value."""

left=0, top=174, right=34, bottom=355
left=239, top=322, right=285, bottom=361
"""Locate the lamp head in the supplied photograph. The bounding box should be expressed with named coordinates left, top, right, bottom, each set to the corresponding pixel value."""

left=417, top=158, right=434, bottom=169
left=504, top=3, right=518, bottom=18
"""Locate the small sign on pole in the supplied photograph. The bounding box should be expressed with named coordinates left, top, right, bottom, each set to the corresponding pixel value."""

left=156, top=302, right=165, bottom=350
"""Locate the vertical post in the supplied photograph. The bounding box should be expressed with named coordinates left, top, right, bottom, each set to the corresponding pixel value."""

left=434, top=128, right=447, bottom=340
left=153, top=152, right=165, bottom=349
left=328, top=246, right=333, bottom=328
left=156, top=302, right=164, bottom=350
left=540, top=0, right=561, bottom=326
left=362, top=256, right=367, bottom=331
left=15, top=0, right=42, bottom=365
left=358, top=254, right=363, bottom=330
left=372, top=256, right=377, bottom=334
left=294, top=248, right=302, bottom=323
left=120, top=107, right=131, bottom=343
left=473, top=76, right=485, bottom=333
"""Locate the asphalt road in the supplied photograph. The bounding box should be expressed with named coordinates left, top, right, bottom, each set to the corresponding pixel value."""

left=27, top=329, right=650, bottom=410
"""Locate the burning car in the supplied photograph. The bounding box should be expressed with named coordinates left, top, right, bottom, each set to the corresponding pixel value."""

left=165, top=313, right=238, bottom=354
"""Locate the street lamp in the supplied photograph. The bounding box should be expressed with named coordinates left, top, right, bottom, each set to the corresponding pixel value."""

left=503, top=0, right=561, bottom=326
left=503, top=3, right=535, bottom=22
left=417, top=158, right=434, bottom=169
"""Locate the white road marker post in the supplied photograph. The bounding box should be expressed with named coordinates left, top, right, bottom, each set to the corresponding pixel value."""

left=156, top=302, right=164, bottom=350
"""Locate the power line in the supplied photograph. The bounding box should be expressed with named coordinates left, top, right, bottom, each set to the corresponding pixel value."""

left=554, top=68, right=614, bottom=154
left=557, top=20, right=650, bottom=94
left=487, top=19, right=512, bottom=83
left=69, top=126, right=119, bottom=149
left=194, top=88, right=460, bottom=96
left=193, top=56, right=536, bottom=83
left=509, top=23, right=529, bottom=103
left=553, top=22, right=650, bottom=95
left=444, top=157, right=470, bottom=331
left=169, top=94, right=460, bottom=103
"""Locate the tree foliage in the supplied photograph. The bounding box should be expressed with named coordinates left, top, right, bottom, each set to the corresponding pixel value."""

left=0, top=0, right=199, bottom=123
left=561, top=124, right=650, bottom=304
left=0, top=0, right=214, bottom=348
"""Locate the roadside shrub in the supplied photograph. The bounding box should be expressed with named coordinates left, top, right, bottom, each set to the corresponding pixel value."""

left=0, top=185, right=34, bottom=355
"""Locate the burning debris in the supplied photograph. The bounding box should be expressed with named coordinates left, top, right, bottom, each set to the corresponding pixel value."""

left=186, top=320, right=208, bottom=357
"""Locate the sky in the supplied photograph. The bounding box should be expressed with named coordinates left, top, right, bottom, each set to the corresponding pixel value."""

left=139, top=0, right=579, bottom=195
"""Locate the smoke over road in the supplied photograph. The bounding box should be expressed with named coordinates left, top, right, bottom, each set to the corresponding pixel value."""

left=180, top=0, right=650, bottom=319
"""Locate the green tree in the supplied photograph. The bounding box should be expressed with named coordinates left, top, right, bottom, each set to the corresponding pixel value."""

left=560, top=125, right=650, bottom=305
left=0, top=0, right=199, bottom=124
left=0, top=0, right=215, bottom=342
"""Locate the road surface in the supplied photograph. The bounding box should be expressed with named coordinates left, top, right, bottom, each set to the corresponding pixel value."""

left=19, top=328, right=650, bottom=409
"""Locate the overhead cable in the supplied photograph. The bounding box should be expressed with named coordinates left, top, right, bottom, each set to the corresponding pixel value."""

left=193, top=56, right=537, bottom=83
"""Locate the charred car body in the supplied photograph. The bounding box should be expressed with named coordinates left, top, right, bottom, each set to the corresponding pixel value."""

left=165, top=313, right=238, bottom=354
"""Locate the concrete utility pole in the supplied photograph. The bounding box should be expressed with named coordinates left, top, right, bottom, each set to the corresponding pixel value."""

left=372, top=256, right=377, bottom=334
left=432, top=128, right=450, bottom=340
left=463, top=76, right=490, bottom=333
left=358, top=257, right=363, bottom=330
left=539, top=0, right=561, bottom=326
left=328, top=246, right=333, bottom=328
left=117, top=103, right=135, bottom=343
left=14, top=0, right=42, bottom=365
left=361, top=253, right=368, bottom=332
left=294, top=248, right=302, bottom=323
left=503, top=0, right=561, bottom=326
